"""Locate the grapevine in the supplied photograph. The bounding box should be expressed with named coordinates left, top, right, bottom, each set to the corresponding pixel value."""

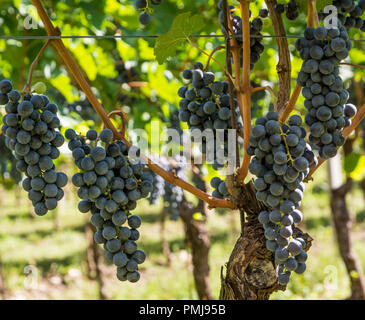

left=0, top=0, right=364, bottom=299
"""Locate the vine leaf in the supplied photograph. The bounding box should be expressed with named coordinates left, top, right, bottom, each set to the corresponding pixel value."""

left=296, top=0, right=332, bottom=16
left=316, top=0, right=333, bottom=13
left=154, top=12, right=203, bottom=64
left=295, top=0, right=308, bottom=14
left=345, top=153, right=363, bottom=177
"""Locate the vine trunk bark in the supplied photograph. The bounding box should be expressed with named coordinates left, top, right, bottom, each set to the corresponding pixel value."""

left=179, top=198, right=213, bottom=300
left=330, top=179, right=365, bottom=299
left=328, top=150, right=365, bottom=300
left=85, top=222, right=108, bottom=300
left=265, top=0, right=291, bottom=112
left=160, top=208, right=172, bottom=266
left=220, top=178, right=312, bottom=300
left=178, top=167, right=213, bottom=300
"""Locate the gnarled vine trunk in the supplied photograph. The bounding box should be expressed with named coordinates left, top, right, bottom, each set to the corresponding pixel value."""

left=330, top=179, right=365, bottom=300
left=160, top=208, right=172, bottom=266
left=328, top=145, right=365, bottom=300
left=220, top=177, right=312, bottom=300
left=179, top=199, right=213, bottom=300
left=85, top=222, right=108, bottom=300
left=178, top=167, right=213, bottom=300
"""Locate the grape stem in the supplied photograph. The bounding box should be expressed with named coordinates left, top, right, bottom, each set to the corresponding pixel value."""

left=279, top=83, right=302, bottom=122
left=265, top=0, right=292, bottom=112
left=307, top=103, right=365, bottom=179
left=127, top=81, right=148, bottom=87
left=307, top=0, right=319, bottom=28
left=222, top=0, right=240, bottom=167
left=237, top=0, right=252, bottom=183
left=279, top=0, right=321, bottom=122
left=204, top=45, right=225, bottom=71
left=19, top=34, right=29, bottom=89
left=21, top=38, right=52, bottom=95
left=340, top=62, right=365, bottom=70
left=251, top=86, right=278, bottom=111
left=31, top=0, right=234, bottom=209
left=107, top=109, right=128, bottom=139
left=188, top=40, right=235, bottom=85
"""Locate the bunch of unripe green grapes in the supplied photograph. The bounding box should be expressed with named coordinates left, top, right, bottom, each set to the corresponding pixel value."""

left=66, top=128, right=152, bottom=282
left=296, top=25, right=357, bottom=159
left=0, top=79, right=67, bottom=216
left=248, top=111, right=314, bottom=285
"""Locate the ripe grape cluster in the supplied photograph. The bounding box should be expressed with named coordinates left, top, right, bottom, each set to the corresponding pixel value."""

left=50, top=89, right=100, bottom=123
left=0, top=133, right=22, bottom=184
left=135, top=0, right=162, bottom=25
left=218, top=1, right=265, bottom=70
left=149, top=157, right=186, bottom=220
left=0, top=79, right=67, bottom=215
left=67, top=128, right=152, bottom=282
left=178, top=62, right=241, bottom=171
left=113, top=60, right=137, bottom=106
left=210, top=177, right=229, bottom=199
left=296, top=26, right=356, bottom=159
left=274, top=1, right=299, bottom=20
left=248, top=111, right=315, bottom=285
left=319, top=0, right=365, bottom=32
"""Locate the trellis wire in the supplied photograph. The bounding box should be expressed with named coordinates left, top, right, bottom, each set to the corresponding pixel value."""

left=0, top=34, right=364, bottom=41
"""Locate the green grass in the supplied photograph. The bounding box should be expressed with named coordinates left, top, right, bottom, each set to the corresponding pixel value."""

left=0, top=165, right=365, bottom=300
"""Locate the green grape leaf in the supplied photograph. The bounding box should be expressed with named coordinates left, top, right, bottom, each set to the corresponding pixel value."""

left=344, top=153, right=361, bottom=174
left=349, top=48, right=365, bottom=65
left=316, top=0, right=333, bottom=12
left=154, top=12, right=203, bottom=64
left=296, top=0, right=308, bottom=14
left=348, top=154, right=365, bottom=180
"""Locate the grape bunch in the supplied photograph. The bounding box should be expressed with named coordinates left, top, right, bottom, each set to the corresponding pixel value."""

left=67, top=128, right=152, bottom=282
left=114, top=59, right=137, bottom=85
left=178, top=62, right=241, bottom=171
left=274, top=1, right=299, bottom=20
left=149, top=172, right=164, bottom=205
left=135, top=0, right=162, bottom=25
left=148, top=156, right=186, bottom=220
left=218, top=1, right=265, bottom=70
left=296, top=25, right=356, bottom=159
left=0, top=79, right=68, bottom=215
left=0, top=132, right=22, bottom=184
left=248, top=111, right=316, bottom=285
left=113, top=58, right=138, bottom=106
left=210, top=177, right=229, bottom=199
left=319, top=0, right=365, bottom=32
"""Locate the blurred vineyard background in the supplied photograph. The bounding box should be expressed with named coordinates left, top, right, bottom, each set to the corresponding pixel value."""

left=0, top=0, right=365, bottom=300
